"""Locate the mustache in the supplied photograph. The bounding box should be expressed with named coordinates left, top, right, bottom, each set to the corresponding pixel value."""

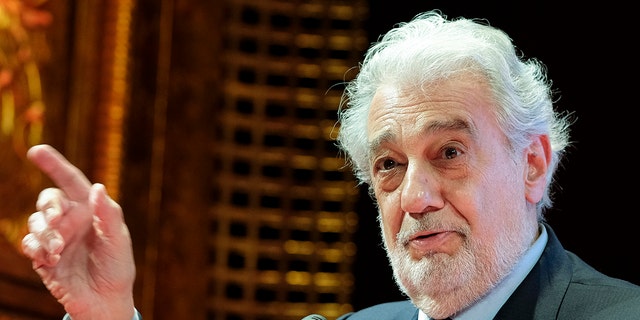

left=394, top=213, right=470, bottom=246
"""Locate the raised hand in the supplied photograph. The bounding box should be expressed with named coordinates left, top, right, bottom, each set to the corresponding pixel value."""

left=21, top=144, right=136, bottom=320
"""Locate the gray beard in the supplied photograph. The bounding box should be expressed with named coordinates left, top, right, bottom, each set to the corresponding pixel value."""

left=380, top=214, right=535, bottom=319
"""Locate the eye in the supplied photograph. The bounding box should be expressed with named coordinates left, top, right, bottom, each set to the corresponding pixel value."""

left=382, top=158, right=397, bottom=170
left=443, top=146, right=461, bottom=159
left=372, top=157, right=399, bottom=174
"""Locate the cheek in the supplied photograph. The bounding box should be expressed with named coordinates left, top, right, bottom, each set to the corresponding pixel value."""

left=469, top=162, right=526, bottom=227
left=376, top=191, right=403, bottom=245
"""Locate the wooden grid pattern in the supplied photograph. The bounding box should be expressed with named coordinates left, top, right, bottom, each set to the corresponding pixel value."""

left=208, top=1, right=368, bottom=319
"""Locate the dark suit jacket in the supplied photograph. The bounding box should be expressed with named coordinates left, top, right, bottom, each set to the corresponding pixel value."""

left=337, top=223, right=640, bottom=319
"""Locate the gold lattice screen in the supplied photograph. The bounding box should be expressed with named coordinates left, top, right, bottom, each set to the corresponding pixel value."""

left=208, top=2, right=368, bottom=319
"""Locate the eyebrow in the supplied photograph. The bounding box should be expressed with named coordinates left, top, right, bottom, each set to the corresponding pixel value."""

left=367, top=118, right=474, bottom=156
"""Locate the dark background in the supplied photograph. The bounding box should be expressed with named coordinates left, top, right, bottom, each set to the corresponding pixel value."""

left=352, top=1, right=638, bottom=309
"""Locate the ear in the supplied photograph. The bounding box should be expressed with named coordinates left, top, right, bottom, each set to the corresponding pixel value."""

left=524, top=134, right=552, bottom=204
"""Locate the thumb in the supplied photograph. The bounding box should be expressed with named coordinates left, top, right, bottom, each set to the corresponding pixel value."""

left=89, top=183, right=126, bottom=240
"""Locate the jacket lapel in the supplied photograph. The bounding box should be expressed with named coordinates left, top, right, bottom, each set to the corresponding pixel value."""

left=493, top=223, right=570, bottom=320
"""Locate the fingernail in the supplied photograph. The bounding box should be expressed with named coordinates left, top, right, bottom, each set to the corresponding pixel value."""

left=48, top=238, right=63, bottom=254
left=44, top=207, right=58, bottom=218
left=48, top=253, right=61, bottom=265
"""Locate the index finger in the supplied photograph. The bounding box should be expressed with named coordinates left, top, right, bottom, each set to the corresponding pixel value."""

left=27, top=144, right=92, bottom=201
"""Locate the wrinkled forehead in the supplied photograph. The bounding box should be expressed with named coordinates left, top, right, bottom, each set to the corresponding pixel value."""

left=366, top=72, right=500, bottom=142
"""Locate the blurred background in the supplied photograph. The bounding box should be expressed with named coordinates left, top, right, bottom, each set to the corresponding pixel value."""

left=0, top=0, right=636, bottom=319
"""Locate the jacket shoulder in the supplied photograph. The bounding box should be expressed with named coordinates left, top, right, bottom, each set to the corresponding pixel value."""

left=559, top=251, right=640, bottom=317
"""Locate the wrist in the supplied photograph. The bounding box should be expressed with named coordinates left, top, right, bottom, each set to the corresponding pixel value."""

left=66, top=295, right=135, bottom=320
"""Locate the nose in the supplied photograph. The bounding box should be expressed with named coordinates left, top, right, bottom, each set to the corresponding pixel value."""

left=400, top=163, right=444, bottom=216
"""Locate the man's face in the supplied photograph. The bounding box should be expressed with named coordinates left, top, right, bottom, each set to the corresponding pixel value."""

left=366, top=73, right=541, bottom=317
